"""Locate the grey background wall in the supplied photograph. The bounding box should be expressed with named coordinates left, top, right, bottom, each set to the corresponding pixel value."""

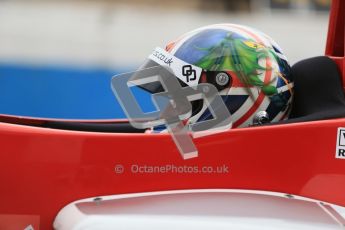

left=0, top=0, right=330, bottom=69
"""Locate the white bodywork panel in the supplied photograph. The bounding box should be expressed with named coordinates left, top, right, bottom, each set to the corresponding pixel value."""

left=54, top=190, right=345, bottom=230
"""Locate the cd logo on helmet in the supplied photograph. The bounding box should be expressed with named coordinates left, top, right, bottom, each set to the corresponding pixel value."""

left=182, top=65, right=197, bottom=83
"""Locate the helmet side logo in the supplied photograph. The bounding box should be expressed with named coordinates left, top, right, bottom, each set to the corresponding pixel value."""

left=182, top=65, right=197, bottom=83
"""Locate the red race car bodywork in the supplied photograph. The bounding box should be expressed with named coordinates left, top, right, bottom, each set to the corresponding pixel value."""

left=1, top=0, right=345, bottom=229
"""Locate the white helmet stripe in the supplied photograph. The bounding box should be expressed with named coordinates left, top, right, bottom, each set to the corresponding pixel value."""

left=148, top=47, right=202, bottom=87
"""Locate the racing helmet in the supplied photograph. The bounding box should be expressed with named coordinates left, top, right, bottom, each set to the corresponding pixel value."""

left=140, top=24, right=293, bottom=129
